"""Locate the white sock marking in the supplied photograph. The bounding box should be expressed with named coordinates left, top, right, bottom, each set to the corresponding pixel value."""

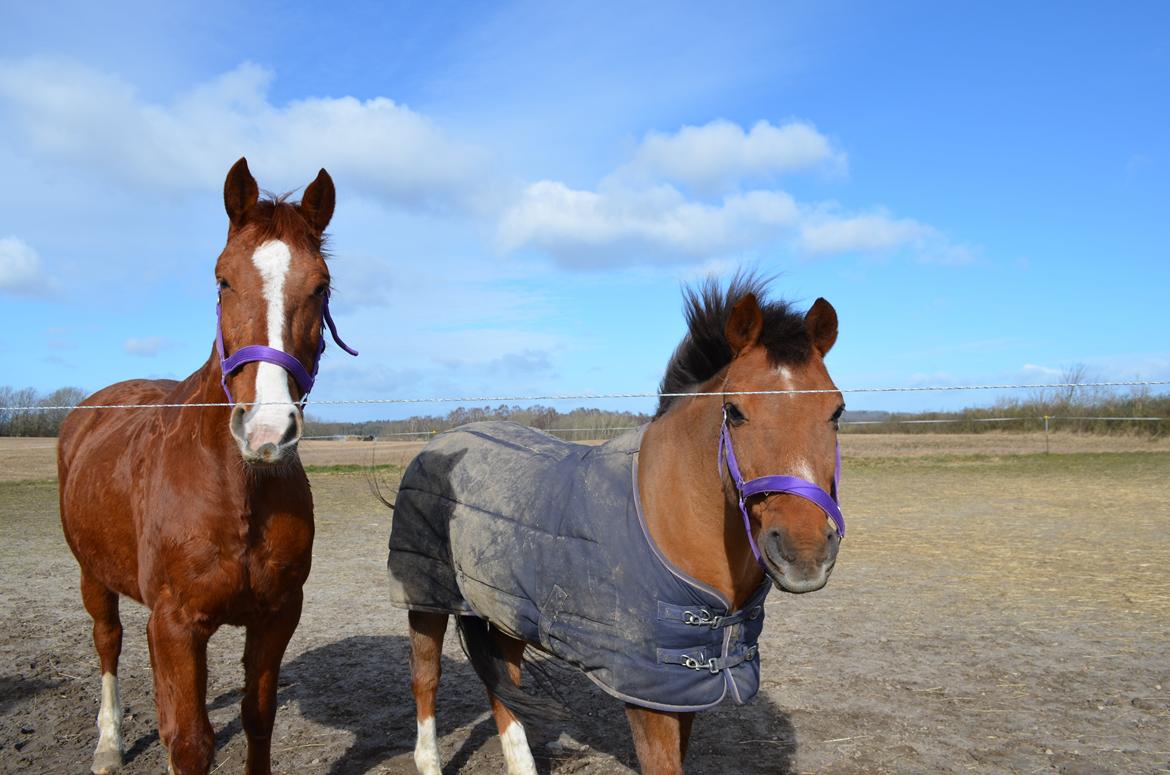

left=95, top=672, right=122, bottom=760
left=414, top=716, right=442, bottom=775
left=500, top=720, right=537, bottom=775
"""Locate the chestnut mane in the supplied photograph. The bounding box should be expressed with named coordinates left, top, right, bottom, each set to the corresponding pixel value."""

left=655, top=273, right=812, bottom=418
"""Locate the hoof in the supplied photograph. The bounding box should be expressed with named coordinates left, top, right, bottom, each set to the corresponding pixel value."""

left=91, top=748, right=122, bottom=774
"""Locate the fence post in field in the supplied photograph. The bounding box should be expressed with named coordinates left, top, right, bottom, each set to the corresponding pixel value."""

left=1043, top=415, right=1050, bottom=454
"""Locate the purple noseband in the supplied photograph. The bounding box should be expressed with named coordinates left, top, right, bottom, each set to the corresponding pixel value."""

left=719, top=406, right=845, bottom=572
left=215, top=292, right=358, bottom=405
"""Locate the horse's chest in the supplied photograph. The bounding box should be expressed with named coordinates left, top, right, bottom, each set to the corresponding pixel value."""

left=149, top=517, right=312, bottom=622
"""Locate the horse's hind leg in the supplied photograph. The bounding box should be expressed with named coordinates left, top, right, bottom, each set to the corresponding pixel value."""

left=486, top=628, right=537, bottom=775
left=408, top=610, right=448, bottom=775
left=624, top=706, right=695, bottom=775
left=80, top=572, right=124, bottom=774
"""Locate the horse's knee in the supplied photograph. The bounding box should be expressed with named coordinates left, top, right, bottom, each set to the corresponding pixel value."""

left=167, top=726, right=215, bottom=775
left=92, top=619, right=123, bottom=659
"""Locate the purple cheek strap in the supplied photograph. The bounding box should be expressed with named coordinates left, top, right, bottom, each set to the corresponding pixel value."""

left=216, top=292, right=358, bottom=405
left=719, top=412, right=845, bottom=572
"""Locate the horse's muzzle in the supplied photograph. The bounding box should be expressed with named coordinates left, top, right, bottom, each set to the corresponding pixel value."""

left=230, top=404, right=303, bottom=464
left=762, top=520, right=839, bottom=594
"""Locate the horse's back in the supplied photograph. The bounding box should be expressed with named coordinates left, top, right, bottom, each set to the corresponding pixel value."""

left=388, top=422, right=642, bottom=634
left=58, top=378, right=179, bottom=601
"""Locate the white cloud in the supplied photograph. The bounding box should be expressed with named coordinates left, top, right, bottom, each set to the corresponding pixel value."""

left=123, top=336, right=170, bottom=357
left=0, top=58, right=484, bottom=210
left=798, top=212, right=931, bottom=254
left=495, top=118, right=972, bottom=269
left=498, top=181, right=798, bottom=267
left=626, top=119, right=845, bottom=191
left=0, top=236, right=53, bottom=296
left=794, top=206, right=976, bottom=264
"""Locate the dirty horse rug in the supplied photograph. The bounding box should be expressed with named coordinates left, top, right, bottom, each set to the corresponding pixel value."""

left=387, top=421, right=770, bottom=712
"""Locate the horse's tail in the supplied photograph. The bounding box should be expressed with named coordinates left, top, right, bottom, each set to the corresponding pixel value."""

left=456, top=615, right=568, bottom=723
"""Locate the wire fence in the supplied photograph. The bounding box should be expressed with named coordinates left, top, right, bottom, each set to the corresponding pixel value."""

left=300, top=415, right=1166, bottom=439
left=3, top=379, right=1169, bottom=412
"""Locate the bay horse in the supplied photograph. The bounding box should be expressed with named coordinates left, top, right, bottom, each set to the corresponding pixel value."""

left=387, top=275, right=844, bottom=774
left=58, top=158, right=356, bottom=775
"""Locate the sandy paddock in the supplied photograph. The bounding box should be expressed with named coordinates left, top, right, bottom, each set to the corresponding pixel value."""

left=1, top=435, right=1167, bottom=773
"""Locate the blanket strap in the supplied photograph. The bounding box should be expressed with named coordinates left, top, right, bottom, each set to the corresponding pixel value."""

left=657, top=644, right=759, bottom=674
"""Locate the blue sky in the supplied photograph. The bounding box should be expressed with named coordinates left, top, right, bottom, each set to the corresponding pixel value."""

left=2, top=1, right=1168, bottom=420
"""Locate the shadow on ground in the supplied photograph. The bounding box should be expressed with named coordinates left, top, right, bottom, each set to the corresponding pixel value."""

left=205, top=634, right=801, bottom=774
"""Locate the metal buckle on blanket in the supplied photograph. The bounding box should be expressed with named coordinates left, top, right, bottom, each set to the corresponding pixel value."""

left=682, top=609, right=723, bottom=629
left=680, top=655, right=722, bottom=674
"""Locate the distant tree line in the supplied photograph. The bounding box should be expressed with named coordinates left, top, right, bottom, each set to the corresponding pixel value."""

left=843, top=370, right=1168, bottom=437
left=0, top=386, right=88, bottom=436
left=304, top=404, right=653, bottom=443
left=6, top=367, right=1166, bottom=439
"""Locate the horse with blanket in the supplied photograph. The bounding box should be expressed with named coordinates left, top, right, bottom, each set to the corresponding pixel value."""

left=387, top=275, right=845, bottom=774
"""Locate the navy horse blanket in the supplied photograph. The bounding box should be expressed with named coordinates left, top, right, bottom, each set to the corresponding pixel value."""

left=387, top=421, right=770, bottom=712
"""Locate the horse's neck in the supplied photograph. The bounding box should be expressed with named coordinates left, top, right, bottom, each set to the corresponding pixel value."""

left=178, top=349, right=234, bottom=447
left=639, top=395, right=764, bottom=609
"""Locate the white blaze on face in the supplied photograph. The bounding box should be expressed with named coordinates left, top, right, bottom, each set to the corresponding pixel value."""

left=774, top=364, right=817, bottom=481
left=414, top=716, right=442, bottom=775
left=241, top=239, right=298, bottom=450
left=500, top=720, right=537, bottom=775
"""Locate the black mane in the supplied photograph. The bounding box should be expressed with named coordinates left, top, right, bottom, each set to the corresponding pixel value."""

left=655, top=273, right=811, bottom=418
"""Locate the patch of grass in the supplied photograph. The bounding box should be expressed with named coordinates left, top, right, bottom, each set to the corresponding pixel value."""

left=845, top=450, right=1170, bottom=476
left=303, top=463, right=404, bottom=476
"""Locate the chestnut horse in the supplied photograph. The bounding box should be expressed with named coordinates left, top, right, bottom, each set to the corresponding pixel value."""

left=58, top=158, right=354, bottom=775
left=392, top=276, right=843, bottom=774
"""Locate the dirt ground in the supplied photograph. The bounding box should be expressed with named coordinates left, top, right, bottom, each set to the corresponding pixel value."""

left=1, top=435, right=1168, bottom=774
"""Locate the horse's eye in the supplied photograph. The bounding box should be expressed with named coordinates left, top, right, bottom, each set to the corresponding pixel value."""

left=217, top=278, right=231, bottom=291
left=724, top=402, right=747, bottom=426
left=830, top=404, right=845, bottom=429
left=313, top=283, right=329, bottom=298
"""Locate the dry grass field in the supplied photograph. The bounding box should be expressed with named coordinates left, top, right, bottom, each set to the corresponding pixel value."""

left=1, top=434, right=1168, bottom=773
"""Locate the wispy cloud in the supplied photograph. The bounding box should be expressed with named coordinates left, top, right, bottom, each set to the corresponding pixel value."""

left=123, top=336, right=171, bottom=357
left=0, top=58, right=486, bottom=211
left=0, top=236, right=54, bottom=296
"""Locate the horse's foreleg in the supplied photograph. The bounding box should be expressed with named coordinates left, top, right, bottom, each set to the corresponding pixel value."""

left=625, top=705, right=691, bottom=775
left=241, top=592, right=303, bottom=775
left=81, top=572, right=124, bottom=774
left=147, top=606, right=214, bottom=775
left=408, top=610, right=448, bottom=775
left=486, top=628, right=537, bottom=775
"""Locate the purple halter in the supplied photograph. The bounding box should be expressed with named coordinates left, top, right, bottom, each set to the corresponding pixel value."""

left=215, top=292, right=358, bottom=405
left=719, top=406, right=845, bottom=572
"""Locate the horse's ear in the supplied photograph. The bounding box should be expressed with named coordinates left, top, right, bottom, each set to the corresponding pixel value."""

left=805, top=297, right=838, bottom=356
left=299, top=169, right=335, bottom=234
left=224, top=157, right=259, bottom=227
left=725, top=293, right=764, bottom=356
